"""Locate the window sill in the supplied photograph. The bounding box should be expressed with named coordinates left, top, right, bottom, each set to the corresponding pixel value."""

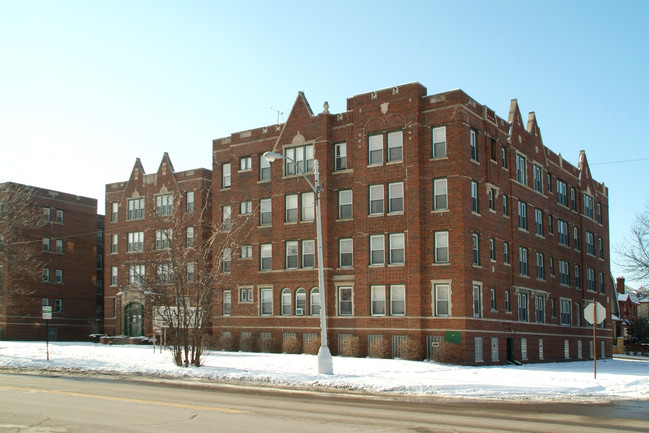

left=333, top=168, right=353, bottom=175
left=432, top=262, right=450, bottom=266
left=431, top=209, right=449, bottom=214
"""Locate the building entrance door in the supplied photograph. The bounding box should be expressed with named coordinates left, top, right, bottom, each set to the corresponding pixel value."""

left=507, top=338, right=514, bottom=363
left=124, top=303, right=144, bottom=337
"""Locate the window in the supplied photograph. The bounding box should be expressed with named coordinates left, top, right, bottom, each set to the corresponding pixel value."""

left=154, top=230, right=171, bottom=250
left=55, top=299, right=63, bottom=313
left=42, top=237, right=50, bottom=252
left=470, top=129, right=478, bottom=161
left=0, top=234, right=3, bottom=252
left=281, top=288, right=292, bottom=315
left=535, top=297, right=545, bottom=323
left=518, top=201, right=527, bottom=230
left=535, top=208, right=544, bottom=236
left=240, top=156, right=252, bottom=171
left=558, top=220, right=569, bottom=245
left=586, top=268, right=595, bottom=291
left=222, top=162, right=231, bottom=188
left=109, top=234, right=118, bottom=254
left=550, top=257, right=555, bottom=275
left=127, top=198, right=144, bottom=220
left=285, top=144, right=313, bottom=175
left=239, top=287, right=253, bottom=302
left=302, top=240, right=315, bottom=268
left=260, top=288, right=272, bottom=315
left=504, top=242, right=510, bottom=264
left=473, top=284, right=482, bottom=317
left=129, top=264, right=145, bottom=285
left=585, top=231, right=595, bottom=255
left=433, top=178, right=448, bottom=210
left=599, top=272, right=605, bottom=294
left=505, top=290, right=511, bottom=312
left=339, top=238, right=353, bottom=267
left=571, top=187, right=577, bottom=211
left=388, top=182, right=404, bottom=213
left=471, top=181, right=479, bottom=213
left=239, top=200, right=252, bottom=215
left=302, top=192, right=314, bottom=221
left=597, top=202, right=602, bottom=224
left=338, top=286, right=353, bottom=315
left=557, top=180, right=568, bottom=206
left=574, top=227, right=580, bottom=250
left=110, top=202, right=118, bottom=222
left=295, top=288, right=306, bottom=315
left=491, top=138, right=498, bottom=161
left=338, top=190, right=352, bottom=219
left=387, top=130, right=403, bottom=162
left=472, top=233, right=480, bottom=265
left=43, top=208, right=51, bottom=221
left=260, top=244, right=272, bottom=271
left=475, top=337, right=484, bottom=363
left=519, top=247, right=528, bottom=276
left=584, top=194, right=594, bottom=219
left=368, top=134, right=383, bottom=165
left=560, top=299, right=571, bottom=325
left=310, top=288, right=320, bottom=316
left=222, top=205, right=231, bottom=230
left=389, top=233, right=405, bottom=265
left=186, top=227, right=194, bottom=248
left=435, top=231, right=449, bottom=263
left=111, top=266, right=118, bottom=286
left=536, top=252, right=545, bottom=279
left=334, top=142, right=347, bottom=171
left=223, top=290, right=231, bottom=316
left=435, top=284, right=450, bottom=316
left=186, top=191, right=195, bottom=213
left=432, top=126, right=446, bottom=158
left=503, top=194, right=509, bottom=216
left=186, top=262, right=195, bottom=283
left=548, top=214, right=554, bottom=234
left=516, top=154, right=527, bottom=184
left=285, top=194, right=298, bottom=222
left=156, top=263, right=173, bottom=284
left=598, top=237, right=604, bottom=259
left=488, top=189, right=495, bottom=211
left=241, top=244, right=252, bottom=258
left=547, top=173, right=552, bottom=192
left=42, top=268, right=50, bottom=282
left=286, top=241, right=298, bottom=269
left=390, top=285, right=406, bottom=315
left=533, top=164, right=543, bottom=193
left=260, top=198, right=272, bottom=225
left=501, top=146, right=508, bottom=168
left=519, top=292, right=529, bottom=322
left=259, top=155, right=271, bottom=180
left=559, top=260, right=570, bottom=285
left=370, top=235, right=385, bottom=265
left=491, top=288, right=497, bottom=310
left=155, top=194, right=173, bottom=216
left=371, top=285, right=386, bottom=315
left=489, top=238, right=495, bottom=261
left=222, top=248, right=231, bottom=273
left=56, top=210, right=64, bottom=223
left=369, top=184, right=384, bottom=215
left=575, top=265, right=581, bottom=288
left=128, top=232, right=144, bottom=252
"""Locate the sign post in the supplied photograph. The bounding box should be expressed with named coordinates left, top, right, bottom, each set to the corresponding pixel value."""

left=584, top=301, right=606, bottom=379
left=42, top=306, right=52, bottom=361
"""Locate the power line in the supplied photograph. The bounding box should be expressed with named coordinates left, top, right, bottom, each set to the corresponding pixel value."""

left=590, top=157, right=649, bottom=166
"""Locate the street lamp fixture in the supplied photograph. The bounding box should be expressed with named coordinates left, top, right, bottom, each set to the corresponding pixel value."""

left=263, top=150, right=333, bottom=375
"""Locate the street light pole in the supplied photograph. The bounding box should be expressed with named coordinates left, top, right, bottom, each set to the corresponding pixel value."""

left=263, top=151, right=333, bottom=374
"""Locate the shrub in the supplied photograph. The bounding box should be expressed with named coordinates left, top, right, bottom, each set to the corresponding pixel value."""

left=304, top=336, right=320, bottom=355
left=282, top=336, right=302, bottom=354
left=340, top=335, right=361, bottom=357
left=240, top=333, right=259, bottom=352
left=431, top=341, right=464, bottom=364
left=401, top=337, right=424, bottom=361
left=368, top=337, right=390, bottom=359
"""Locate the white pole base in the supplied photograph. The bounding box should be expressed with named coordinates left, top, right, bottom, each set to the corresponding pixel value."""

left=317, top=346, right=334, bottom=375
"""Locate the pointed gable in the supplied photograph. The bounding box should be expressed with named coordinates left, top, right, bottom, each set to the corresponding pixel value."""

left=156, top=152, right=182, bottom=195
left=526, top=112, right=542, bottom=142
left=578, top=150, right=594, bottom=186
left=508, top=99, right=524, bottom=128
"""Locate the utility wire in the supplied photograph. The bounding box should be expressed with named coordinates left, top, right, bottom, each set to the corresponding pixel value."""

left=590, top=157, right=649, bottom=166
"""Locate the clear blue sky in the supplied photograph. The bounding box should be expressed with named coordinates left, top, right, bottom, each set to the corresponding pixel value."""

left=1, top=1, right=648, bottom=286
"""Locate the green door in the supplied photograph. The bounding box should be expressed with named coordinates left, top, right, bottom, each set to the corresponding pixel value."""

left=124, top=303, right=144, bottom=337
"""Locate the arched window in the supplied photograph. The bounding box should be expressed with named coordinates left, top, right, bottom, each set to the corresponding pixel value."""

left=310, top=288, right=320, bottom=316
left=295, top=288, right=306, bottom=315
left=281, top=288, right=292, bottom=316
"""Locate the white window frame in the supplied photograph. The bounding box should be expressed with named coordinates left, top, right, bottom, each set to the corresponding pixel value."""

left=301, top=192, right=314, bottom=221
left=433, top=178, right=448, bottom=210
left=388, top=182, right=404, bottom=213
left=369, top=184, right=384, bottom=215
left=302, top=239, right=315, bottom=268
left=387, top=130, right=403, bottom=162
left=369, top=234, right=385, bottom=266
left=338, top=286, right=353, bottom=316
left=388, top=233, right=405, bottom=265
left=334, top=142, right=347, bottom=171
left=368, top=134, right=383, bottom=165
left=370, top=285, right=386, bottom=316
left=260, top=243, right=272, bottom=271
left=434, top=231, right=449, bottom=263
left=285, top=194, right=298, bottom=223
left=390, top=285, right=406, bottom=316
left=338, top=190, right=353, bottom=219
left=222, top=162, right=231, bottom=188
left=260, top=198, right=272, bottom=226
left=432, top=126, right=446, bottom=158
left=339, top=238, right=353, bottom=267
left=285, top=241, right=298, bottom=269
left=434, top=283, right=450, bottom=316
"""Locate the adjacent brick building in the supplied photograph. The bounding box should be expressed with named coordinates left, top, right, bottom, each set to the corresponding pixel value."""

left=211, top=82, right=612, bottom=364
left=0, top=182, right=101, bottom=341
left=103, top=154, right=212, bottom=336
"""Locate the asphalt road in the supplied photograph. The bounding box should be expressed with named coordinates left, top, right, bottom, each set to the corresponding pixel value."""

left=0, top=373, right=647, bottom=433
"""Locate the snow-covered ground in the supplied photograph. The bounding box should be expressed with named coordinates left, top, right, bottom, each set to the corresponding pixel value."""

left=0, top=341, right=647, bottom=402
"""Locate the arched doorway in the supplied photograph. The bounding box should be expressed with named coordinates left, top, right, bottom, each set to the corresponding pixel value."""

left=123, top=302, right=144, bottom=337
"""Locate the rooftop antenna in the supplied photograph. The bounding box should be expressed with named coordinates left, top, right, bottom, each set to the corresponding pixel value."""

left=270, top=107, right=284, bottom=125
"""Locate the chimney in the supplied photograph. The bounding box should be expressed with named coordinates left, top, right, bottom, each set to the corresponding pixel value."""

left=616, top=277, right=626, bottom=294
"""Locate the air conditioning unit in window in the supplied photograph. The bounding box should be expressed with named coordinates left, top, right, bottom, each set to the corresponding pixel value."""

left=295, top=308, right=304, bottom=316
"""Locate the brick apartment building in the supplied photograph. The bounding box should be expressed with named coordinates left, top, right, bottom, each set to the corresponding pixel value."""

left=0, top=182, right=102, bottom=341
left=103, top=154, right=212, bottom=336
left=210, top=82, right=612, bottom=364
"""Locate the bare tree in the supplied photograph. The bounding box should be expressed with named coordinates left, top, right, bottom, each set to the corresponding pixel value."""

left=139, top=195, right=253, bottom=367
left=618, top=206, right=649, bottom=297
left=0, top=183, right=46, bottom=308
